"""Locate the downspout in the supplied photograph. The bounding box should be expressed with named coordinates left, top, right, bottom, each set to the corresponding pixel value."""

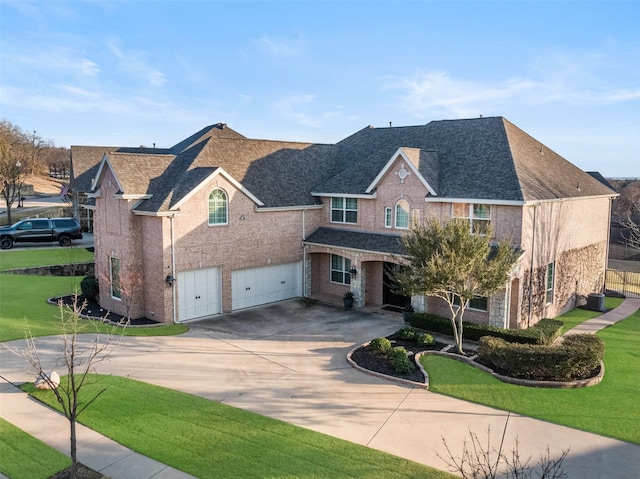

left=527, top=202, right=539, bottom=328
left=170, top=214, right=177, bottom=323
left=302, top=208, right=308, bottom=299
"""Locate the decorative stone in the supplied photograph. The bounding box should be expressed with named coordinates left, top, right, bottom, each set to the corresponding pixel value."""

left=34, top=371, right=60, bottom=390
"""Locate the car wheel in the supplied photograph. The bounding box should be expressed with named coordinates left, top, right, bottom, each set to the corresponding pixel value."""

left=0, top=237, right=14, bottom=249
left=58, top=236, right=72, bottom=247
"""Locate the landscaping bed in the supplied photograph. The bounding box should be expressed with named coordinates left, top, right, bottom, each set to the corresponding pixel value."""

left=52, top=294, right=160, bottom=327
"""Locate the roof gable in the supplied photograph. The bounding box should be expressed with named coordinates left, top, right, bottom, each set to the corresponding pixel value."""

left=365, top=147, right=438, bottom=196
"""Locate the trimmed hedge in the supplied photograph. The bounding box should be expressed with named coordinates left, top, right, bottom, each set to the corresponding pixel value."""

left=408, top=313, right=563, bottom=346
left=477, top=334, right=605, bottom=381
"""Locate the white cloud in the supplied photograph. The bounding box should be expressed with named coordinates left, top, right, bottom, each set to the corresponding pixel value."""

left=255, top=34, right=305, bottom=57
left=387, top=62, right=640, bottom=120
left=386, top=71, right=540, bottom=119
left=107, top=40, right=167, bottom=87
left=272, top=93, right=345, bottom=130
left=7, top=49, right=100, bottom=77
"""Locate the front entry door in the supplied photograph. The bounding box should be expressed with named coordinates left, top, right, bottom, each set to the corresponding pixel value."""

left=383, top=262, right=410, bottom=308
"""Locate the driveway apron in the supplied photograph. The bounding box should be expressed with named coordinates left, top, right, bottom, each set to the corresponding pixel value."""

left=1, top=300, right=638, bottom=478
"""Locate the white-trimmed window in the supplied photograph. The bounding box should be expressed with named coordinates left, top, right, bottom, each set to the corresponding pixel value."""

left=395, top=200, right=410, bottom=229
left=546, top=262, right=555, bottom=304
left=208, top=189, right=228, bottom=225
left=330, top=254, right=351, bottom=285
left=452, top=203, right=491, bottom=235
left=110, top=256, right=121, bottom=300
left=385, top=207, right=392, bottom=228
left=331, top=197, right=357, bottom=224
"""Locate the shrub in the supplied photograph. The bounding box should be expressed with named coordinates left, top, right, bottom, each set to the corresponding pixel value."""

left=409, top=313, right=563, bottom=345
left=416, top=333, right=435, bottom=346
left=388, top=347, right=415, bottom=373
left=370, top=337, right=392, bottom=353
left=397, top=327, right=416, bottom=341
left=477, top=334, right=605, bottom=381
left=80, top=275, right=99, bottom=301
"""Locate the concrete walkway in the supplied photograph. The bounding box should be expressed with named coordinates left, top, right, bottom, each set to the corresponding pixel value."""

left=1, top=299, right=640, bottom=479
left=564, top=297, right=640, bottom=335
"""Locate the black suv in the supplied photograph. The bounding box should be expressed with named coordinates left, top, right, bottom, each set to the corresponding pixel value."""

left=0, top=218, right=83, bottom=249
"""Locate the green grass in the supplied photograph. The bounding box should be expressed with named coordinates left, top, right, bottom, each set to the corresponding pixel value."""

left=0, top=248, right=95, bottom=271
left=0, top=418, right=71, bottom=479
left=24, top=375, right=454, bottom=479
left=421, top=303, right=640, bottom=444
left=558, top=296, right=624, bottom=333
left=0, top=249, right=188, bottom=342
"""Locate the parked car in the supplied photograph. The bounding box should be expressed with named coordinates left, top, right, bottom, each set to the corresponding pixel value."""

left=0, top=218, right=83, bottom=249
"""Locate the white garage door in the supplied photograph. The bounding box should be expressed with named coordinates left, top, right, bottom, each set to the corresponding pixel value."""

left=232, top=262, right=302, bottom=311
left=177, top=268, right=222, bottom=322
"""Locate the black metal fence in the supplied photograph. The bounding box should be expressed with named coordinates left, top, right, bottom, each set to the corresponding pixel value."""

left=606, top=269, right=640, bottom=299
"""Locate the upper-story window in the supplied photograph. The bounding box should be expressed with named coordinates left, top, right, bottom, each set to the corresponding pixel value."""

left=452, top=203, right=491, bottom=235
left=208, top=189, right=228, bottom=225
left=385, top=207, right=392, bottom=228
left=331, top=197, right=357, bottom=224
left=395, top=200, right=410, bottom=229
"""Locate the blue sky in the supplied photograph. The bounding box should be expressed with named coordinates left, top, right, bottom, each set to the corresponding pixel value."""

left=1, top=1, right=638, bottom=177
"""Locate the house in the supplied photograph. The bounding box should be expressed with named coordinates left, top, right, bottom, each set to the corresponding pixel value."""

left=71, top=117, right=616, bottom=327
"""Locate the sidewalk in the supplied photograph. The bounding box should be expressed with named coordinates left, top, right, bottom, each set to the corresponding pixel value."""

left=564, top=297, right=640, bottom=335
left=0, top=380, right=196, bottom=479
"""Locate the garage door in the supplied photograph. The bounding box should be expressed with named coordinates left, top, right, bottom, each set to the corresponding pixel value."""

left=232, top=262, right=302, bottom=311
left=177, top=268, right=222, bottom=322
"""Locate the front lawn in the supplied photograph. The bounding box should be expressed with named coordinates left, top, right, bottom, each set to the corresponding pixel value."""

left=25, top=375, right=454, bottom=479
left=421, top=302, right=640, bottom=444
left=0, top=249, right=187, bottom=342
left=0, top=418, right=71, bottom=479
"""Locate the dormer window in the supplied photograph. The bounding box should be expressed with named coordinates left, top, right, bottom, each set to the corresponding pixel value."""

left=331, top=197, right=357, bottom=224
left=208, top=188, right=228, bottom=225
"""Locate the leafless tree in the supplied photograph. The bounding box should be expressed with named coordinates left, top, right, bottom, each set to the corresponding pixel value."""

left=438, top=415, right=569, bottom=479
left=5, top=295, right=126, bottom=476
left=0, top=120, right=53, bottom=224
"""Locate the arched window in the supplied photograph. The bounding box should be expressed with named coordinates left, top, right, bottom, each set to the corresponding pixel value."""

left=208, top=189, right=228, bottom=225
left=395, top=200, right=409, bottom=229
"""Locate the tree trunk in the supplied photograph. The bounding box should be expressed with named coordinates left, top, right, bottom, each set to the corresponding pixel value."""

left=70, top=416, right=77, bottom=465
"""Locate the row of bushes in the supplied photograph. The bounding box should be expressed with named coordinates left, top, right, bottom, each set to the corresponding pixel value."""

left=408, top=313, right=563, bottom=346
left=477, top=334, right=605, bottom=381
left=369, top=337, right=415, bottom=374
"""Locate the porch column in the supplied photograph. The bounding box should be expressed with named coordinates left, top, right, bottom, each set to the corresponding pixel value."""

left=488, top=282, right=510, bottom=328
left=304, top=254, right=312, bottom=298
left=411, top=295, right=426, bottom=313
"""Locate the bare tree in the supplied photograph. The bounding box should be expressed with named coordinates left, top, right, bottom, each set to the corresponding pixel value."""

left=6, top=295, right=126, bottom=476
left=439, top=415, right=570, bottom=479
left=0, top=120, right=31, bottom=225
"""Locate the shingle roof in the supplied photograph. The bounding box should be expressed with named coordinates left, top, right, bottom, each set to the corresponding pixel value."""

left=317, top=117, right=614, bottom=202
left=80, top=117, right=615, bottom=215
left=303, top=227, right=406, bottom=256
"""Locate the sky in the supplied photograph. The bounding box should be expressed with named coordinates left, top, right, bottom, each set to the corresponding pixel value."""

left=0, top=1, right=638, bottom=178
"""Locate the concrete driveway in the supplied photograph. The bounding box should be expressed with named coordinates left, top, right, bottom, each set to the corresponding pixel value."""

left=2, top=299, right=639, bottom=478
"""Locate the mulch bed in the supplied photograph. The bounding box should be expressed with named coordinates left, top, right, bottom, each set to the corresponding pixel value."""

left=49, top=463, right=107, bottom=479
left=350, top=336, right=449, bottom=384
left=54, top=294, right=160, bottom=326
